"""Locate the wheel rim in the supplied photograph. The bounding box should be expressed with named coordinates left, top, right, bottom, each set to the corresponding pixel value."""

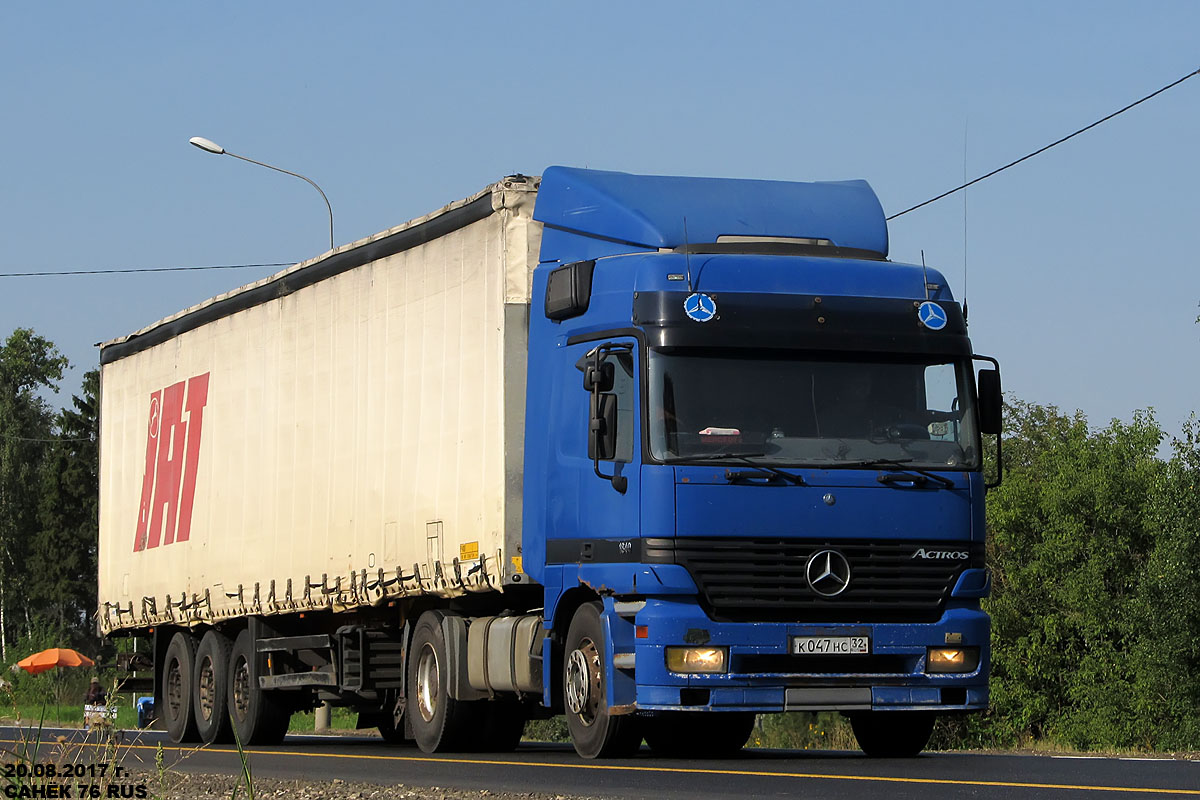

left=232, top=657, right=251, bottom=721
left=416, top=643, right=440, bottom=723
left=565, top=636, right=601, bottom=726
left=197, top=655, right=216, bottom=722
left=166, top=658, right=185, bottom=721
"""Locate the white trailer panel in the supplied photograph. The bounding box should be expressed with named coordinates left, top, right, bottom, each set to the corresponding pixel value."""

left=98, top=179, right=540, bottom=634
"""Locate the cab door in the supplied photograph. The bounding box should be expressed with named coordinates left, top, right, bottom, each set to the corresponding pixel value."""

left=544, top=337, right=642, bottom=563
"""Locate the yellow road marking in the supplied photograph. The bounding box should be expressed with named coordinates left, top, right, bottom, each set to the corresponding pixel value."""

left=1, top=738, right=1197, bottom=796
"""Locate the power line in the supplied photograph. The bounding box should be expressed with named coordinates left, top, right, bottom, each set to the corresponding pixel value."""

left=0, top=262, right=293, bottom=278
left=887, top=65, right=1200, bottom=221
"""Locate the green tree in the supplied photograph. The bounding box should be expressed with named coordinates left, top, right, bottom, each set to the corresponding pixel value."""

left=29, top=369, right=99, bottom=643
left=986, top=401, right=1164, bottom=747
left=1128, top=422, right=1200, bottom=750
left=958, top=398, right=1200, bottom=751
left=0, top=328, right=68, bottom=662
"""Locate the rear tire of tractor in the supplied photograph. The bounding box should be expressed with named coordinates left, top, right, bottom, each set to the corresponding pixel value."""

left=163, top=632, right=200, bottom=744
left=849, top=711, right=936, bottom=757
left=563, top=602, right=643, bottom=759
left=227, top=628, right=291, bottom=745
left=407, top=611, right=481, bottom=753
left=193, top=630, right=234, bottom=744
left=643, top=711, right=756, bottom=757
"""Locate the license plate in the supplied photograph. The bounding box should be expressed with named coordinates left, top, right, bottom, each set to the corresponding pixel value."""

left=791, top=636, right=869, bottom=655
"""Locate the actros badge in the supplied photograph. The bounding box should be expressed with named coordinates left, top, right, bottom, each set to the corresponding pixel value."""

left=684, top=293, right=717, bottom=323
left=917, top=301, right=947, bottom=331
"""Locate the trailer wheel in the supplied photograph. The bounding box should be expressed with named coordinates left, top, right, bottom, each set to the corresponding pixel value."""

left=643, top=711, right=755, bottom=757
left=848, top=711, right=936, bottom=757
left=563, top=602, right=642, bottom=758
left=406, top=611, right=479, bottom=752
left=163, top=632, right=200, bottom=743
left=193, top=630, right=234, bottom=743
left=227, top=629, right=290, bottom=745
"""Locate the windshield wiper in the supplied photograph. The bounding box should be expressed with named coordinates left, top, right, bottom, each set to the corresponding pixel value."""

left=825, top=457, right=955, bottom=489
left=724, top=463, right=806, bottom=486
left=663, top=452, right=805, bottom=485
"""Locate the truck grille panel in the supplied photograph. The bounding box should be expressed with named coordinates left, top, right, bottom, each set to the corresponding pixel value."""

left=644, top=538, right=983, bottom=623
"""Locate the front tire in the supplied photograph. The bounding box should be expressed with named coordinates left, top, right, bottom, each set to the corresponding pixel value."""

left=849, top=711, right=935, bottom=757
left=227, top=628, right=290, bottom=745
left=193, top=630, right=234, bottom=744
left=563, top=602, right=642, bottom=759
left=162, top=632, right=200, bottom=743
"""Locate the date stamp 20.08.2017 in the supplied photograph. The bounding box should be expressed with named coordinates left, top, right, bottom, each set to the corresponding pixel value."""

left=1, top=762, right=148, bottom=798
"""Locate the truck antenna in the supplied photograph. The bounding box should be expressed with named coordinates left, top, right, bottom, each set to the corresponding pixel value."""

left=962, top=119, right=970, bottom=324
left=921, top=250, right=930, bottom=301
left=682, top=217, right=695, bottom=293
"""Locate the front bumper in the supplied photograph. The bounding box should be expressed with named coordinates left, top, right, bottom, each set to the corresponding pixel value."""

left=625, top=597, right=990, bottom=713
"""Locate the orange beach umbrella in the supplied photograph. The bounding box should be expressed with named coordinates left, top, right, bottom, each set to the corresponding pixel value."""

left=17, top=648, right=94, bottom=675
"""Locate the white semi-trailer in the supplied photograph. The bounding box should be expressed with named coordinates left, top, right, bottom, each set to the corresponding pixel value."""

left=100, top=177, right=540, bottom=747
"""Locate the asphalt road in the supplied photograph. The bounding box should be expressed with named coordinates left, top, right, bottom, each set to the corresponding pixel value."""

left=2, top=727, right=1197, bottom=800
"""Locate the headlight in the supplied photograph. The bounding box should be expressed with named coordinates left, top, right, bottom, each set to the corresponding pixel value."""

left=926, top=646, right=980, bottom=673
left=665, top=646, right=728, bottom=674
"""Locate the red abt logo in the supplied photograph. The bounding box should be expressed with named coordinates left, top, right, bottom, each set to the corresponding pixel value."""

left=133, top=372, right=210, bottom=552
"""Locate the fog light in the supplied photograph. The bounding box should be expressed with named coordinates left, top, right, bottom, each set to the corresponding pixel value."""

left=926, top=646, right=979, bottom=673
left=665, top=646, right=728, bottom=674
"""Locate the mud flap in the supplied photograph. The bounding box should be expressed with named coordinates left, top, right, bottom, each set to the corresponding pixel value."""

left=440, top=614, right=488, bottom=701
left=601, top=597, right=638, bottom=711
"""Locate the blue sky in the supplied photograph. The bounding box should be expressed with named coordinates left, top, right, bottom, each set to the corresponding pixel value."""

left=2, top=2, right=1198, bottom=442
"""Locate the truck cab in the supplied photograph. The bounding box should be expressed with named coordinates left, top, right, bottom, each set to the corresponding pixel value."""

left=522, top=167, right=1001, bottom=757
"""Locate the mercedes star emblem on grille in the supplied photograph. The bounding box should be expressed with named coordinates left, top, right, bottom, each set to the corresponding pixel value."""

left=806, top=549, right=851, bottom=597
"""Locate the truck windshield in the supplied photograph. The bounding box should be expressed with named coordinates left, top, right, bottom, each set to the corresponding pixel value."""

left=647, top=349, right=980, bottom=470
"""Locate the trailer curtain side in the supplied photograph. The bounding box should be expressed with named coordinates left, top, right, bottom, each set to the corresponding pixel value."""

left=98, top=180, right=540, bottom=634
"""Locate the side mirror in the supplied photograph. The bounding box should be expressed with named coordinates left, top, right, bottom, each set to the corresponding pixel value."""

left=588, top=394, right=619, bottom=461
left=973, top=355, right=1003, bottom=490
left=581, top=342, right=633, bottom=494
left=977, top=369, right=1002, bottom=435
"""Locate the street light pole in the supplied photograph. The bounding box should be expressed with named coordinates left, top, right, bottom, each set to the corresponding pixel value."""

left=189, top=137, right=334, bottom=251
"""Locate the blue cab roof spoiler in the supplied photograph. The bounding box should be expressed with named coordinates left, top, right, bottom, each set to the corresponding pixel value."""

left=532, top=166, right=888, bottom=259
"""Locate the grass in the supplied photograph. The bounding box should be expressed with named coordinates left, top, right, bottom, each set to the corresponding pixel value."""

left=287, top=705, right=361, bottom=733
left=0, top=700, right=140, bottom=729
left=0, top=697, right=145, bottom=800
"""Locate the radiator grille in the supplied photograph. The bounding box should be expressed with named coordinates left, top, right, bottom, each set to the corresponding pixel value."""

left=644, top=538, right=983, bottom=623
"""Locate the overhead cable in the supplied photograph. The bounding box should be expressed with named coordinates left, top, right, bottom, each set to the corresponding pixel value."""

left=887, top=66, right=1200, bottom=220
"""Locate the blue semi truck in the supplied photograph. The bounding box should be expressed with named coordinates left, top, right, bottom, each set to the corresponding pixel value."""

left=99, top=167, right=1000, bottom=759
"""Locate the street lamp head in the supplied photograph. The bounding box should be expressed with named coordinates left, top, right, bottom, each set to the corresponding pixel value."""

left=189, top=136, right=225, bottom=155
left=186, top=137, right=334, bottom=250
